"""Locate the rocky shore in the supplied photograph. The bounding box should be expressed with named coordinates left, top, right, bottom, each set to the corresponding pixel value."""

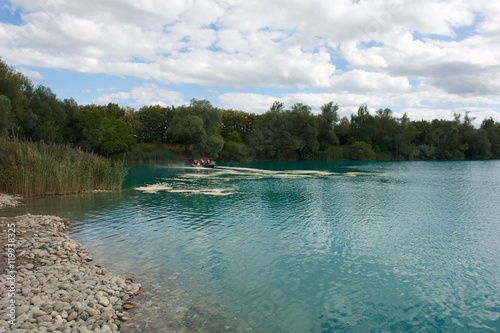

left=0, top=195, right=141, bottom=333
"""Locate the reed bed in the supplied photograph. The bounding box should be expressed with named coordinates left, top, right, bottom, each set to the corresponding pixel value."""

left=0, top=140, right=127, bottom=196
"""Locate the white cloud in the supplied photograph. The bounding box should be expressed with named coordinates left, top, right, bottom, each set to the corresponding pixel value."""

left=1, top=0, right=500, bottom=122
left=15, top=67, right=43, bottom=84
left=330, top=70, right=411, bottom=93
left=397, top=108, right=456, bottom=122
left=94, top=84, right=186, bottom=108
left=218, top=93, right=279, bottom=113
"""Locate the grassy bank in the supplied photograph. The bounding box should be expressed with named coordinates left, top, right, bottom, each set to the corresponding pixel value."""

left=0, top=140, right=127, bottom=196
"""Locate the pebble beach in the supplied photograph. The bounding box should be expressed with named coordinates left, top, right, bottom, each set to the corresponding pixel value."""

left=0, top=194, right=141, bottom=333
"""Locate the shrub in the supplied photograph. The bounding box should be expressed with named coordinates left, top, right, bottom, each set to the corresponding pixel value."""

left=349, top=141, right=376, bottom=160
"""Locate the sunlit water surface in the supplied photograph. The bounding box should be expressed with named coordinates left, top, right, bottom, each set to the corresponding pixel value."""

left=6, top=161, right=500, bottom=332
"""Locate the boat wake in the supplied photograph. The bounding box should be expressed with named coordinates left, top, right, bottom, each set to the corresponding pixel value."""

left=134, top=165, right=381, bottom=195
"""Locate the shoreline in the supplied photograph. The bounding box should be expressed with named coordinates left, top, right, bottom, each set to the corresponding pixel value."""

left=0, top=194, right=141, bottom=332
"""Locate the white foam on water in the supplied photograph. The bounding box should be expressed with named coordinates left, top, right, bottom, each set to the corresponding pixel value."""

left=135, top=182, right=235, bottom=196
left=135, top=166, right=382, bottom=196
left=135, top=184, right=173, bottom=193
left=169, top=188, right=235, bottom=196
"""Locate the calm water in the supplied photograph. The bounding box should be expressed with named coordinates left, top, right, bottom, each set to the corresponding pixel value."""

left=6, top=161, right=500, bottom=332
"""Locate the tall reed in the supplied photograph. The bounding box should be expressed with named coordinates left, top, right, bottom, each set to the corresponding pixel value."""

left=0, top=140, right=127, bottom=196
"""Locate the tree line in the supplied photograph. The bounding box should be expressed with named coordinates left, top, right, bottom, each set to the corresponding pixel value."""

left=1, top=58, right=500, bottom=161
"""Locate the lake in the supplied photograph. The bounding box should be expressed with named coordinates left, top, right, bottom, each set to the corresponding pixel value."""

left=7, top=161, right=500, bottom=332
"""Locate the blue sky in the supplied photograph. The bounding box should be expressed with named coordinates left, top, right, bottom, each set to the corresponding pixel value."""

left=1, top=0, right=499, bottom=125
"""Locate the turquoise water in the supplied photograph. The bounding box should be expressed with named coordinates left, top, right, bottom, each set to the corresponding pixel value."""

left=8, top=161, right=500, bottom=332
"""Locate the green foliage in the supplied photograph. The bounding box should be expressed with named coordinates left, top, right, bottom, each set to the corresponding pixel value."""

left=71, top=104, right=136, bottom=155
left=373, top=108, right=398, bottom=153
left=219, top=141, right=249, bottom=161
left=288, top=103, right=319, bottom=159
left=0, top=95, right=14, bottom=138
left=335, top=117, right=351, bottom=145
left=128, top=105, right=173, bottom=142
left=29, top=85, right=67, bottom=142
left=165, top=99, right=224, bottom=158
left=463, top=129, right=492, bottom=159
left=167, top=114, right=205, bottom=150
left=225, top=131, right=243, bottom=144
left=0, top=140, right=127, bottom=196
left=221, top=110, right=256, bottom=143
left=480, top=118, right=500, bottom=158
left=424, top=119, right=463, bottom=159
left=196, top=134, right=224, bottom=159
left=349, top=141, right=376, bottom=160
left=0, top=58, right=34, bottom=139
left=317, top=101, right=339, bottom=149
left=350, top=104, right=380, bottom=144
left=249, top=104, right=294, bottom=160
left=2, top=57, right=500, bottom=162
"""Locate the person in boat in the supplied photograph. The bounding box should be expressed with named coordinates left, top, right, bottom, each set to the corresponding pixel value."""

left=191, top=158, right=215, bottom=168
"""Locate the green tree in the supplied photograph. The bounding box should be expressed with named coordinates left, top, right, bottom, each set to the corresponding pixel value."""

left=219, top=141, right=248, bottom=161
left=99, top=117, right=136, bottom=155
left=317, top=101, right=339, bottom=149
left=29, top=85, right=66, bottom=143
left=462, top=129, right=492, bottom=159
left=425, top=120, right=463, bottom=159
left=131, top=105, right=173, bottom=142
left=196, top=134, right=224, bottom=159
left=457, top=111, right=491, bottom=159
left=335, top=117, right=351, bottom=145
left=190, top=98, right=221, bottom=134
left=349, top=141, right=376, bottom=160
left=394, top=120, right=419, bottom=159
left=350, top=104, right=380, bottom=144
left=0, top=58, right=34, bottom=139
left=410, top=120, right=430, bottom=146
left=72, top=104, right=135, bottom=155
left=481, top=118, right=500, bottom=158
left=373, top=108, right=398, bottom=154
left=287, top=103, right=319, bottom=159
left=0, top=95, right=14, bottom=138
left=60, top=98, right=80, bottom=142
left=249, top=102, right=294, bottom=160
left=221, top=109, right=257, bottom=143
left=167, top=114, right=205, bottom=151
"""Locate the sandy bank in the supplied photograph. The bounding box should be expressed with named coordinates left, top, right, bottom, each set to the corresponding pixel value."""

left=0, top=194, right=141, bottom=333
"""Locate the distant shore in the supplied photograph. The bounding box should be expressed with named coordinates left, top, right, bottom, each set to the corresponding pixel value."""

left=0, top=193, right=141, bottom=332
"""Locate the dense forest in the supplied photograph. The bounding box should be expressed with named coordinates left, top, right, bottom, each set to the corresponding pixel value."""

left=1, top=58, right=500, bottom=161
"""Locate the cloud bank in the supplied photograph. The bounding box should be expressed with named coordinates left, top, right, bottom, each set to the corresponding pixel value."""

left=1, top=0, right=499, bottom=123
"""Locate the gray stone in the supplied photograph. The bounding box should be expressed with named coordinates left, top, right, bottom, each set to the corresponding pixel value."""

left=33, top=309, right=47, bottom=318
left=79, top=311, right=89, bottom=321
left=123, top=303, right=134, bottom=310
left=101, top=310, right=114, bottom=321
left=97, top=295, right=110, bottom=307
left=67, top=311, right=78, bottom=321
left=17, top=313, right=29, bottom=322
left=101, top=324, right=112, bottom=332
left=31, top=295, right=43, bottom=306
left=84, top=306, right=99, bottom=316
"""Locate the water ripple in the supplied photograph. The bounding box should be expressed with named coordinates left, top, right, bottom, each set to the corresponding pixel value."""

left=61, top=162, right=500, bottom=332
